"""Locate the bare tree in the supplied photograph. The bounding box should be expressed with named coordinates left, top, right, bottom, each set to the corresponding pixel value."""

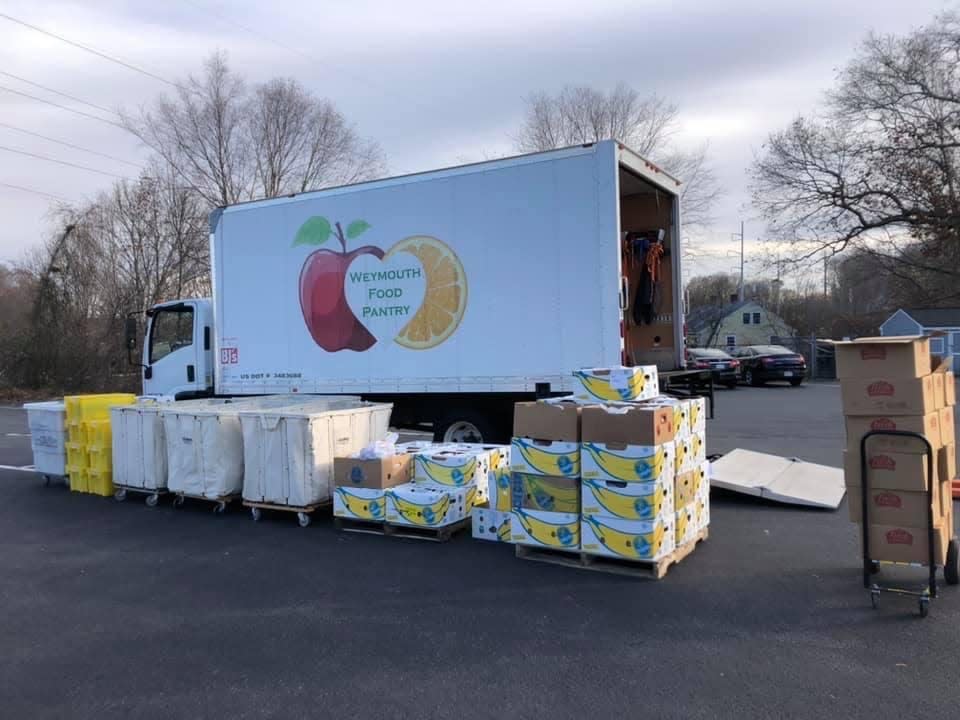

left=125, top=53, right=386, bottom=207
left=750, top=11, right=960, bottom=300
left=515, top=83, right=720, bottom=229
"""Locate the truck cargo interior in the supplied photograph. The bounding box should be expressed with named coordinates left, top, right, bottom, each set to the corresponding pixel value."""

left=618, top=164, right=680, bottom=370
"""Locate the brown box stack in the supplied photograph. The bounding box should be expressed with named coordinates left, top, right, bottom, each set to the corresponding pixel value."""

left=836, top=336, right=955, bottom=564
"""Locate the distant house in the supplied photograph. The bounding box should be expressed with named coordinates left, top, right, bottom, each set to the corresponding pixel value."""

left=686, top=300, right=796, bottom=349
left=880, top=307, right=960, bottom=368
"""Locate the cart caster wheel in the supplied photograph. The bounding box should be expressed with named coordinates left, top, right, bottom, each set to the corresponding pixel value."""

left=251, top=507, right=262, bottom=522
left=870, top=590, right=880, bottom=609
left=297, top=512, right=311, bottom=528
left=43, top=475, right=51, bottom=487
left=173, top=496, right=184, bottom=508
left=919, top=597, right=930, bottom=618
left=213, top=501, right=226, bottom=514
left=945, top=539, right=959, bottom=585
left=145, top=493, right=159, bottom=508
left=114, top=488, right=127, bottom=502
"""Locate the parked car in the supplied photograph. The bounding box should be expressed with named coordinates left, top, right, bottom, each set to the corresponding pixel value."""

left=685, top=348, right=739, bottom=388
left=732, top=345, right=807, bottom=386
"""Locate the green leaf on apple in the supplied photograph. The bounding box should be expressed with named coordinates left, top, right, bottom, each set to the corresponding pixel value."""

left=346, top=219, right=371, bottom=239
left=293, top=216, right=332, bottom=247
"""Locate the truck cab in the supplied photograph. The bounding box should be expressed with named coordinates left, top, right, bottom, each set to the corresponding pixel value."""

left=134, top=299, right=215, bottom=399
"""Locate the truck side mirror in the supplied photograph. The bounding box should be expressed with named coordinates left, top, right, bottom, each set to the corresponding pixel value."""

left=125, top=317, right=138, bottom=350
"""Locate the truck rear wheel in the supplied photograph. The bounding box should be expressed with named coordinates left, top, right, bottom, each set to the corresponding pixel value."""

left=434, top=409, right=505, bottom=445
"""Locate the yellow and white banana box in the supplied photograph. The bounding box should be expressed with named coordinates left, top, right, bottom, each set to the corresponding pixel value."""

left=688, top=397, right=707, bottom=434
left=510, top=437, right=580, bottom=477
left=510, top=508, right=580, bottom=549
left=580, top=477, right=674, bottom=521
left=572, top=366, right=659, bottom=403
left=688, top=429, right=707, bottom=470
left=675, top=468, right=707, bottom=508
left=580, top=513, right=675, bottom=561
left=472, top=507, right=513, bottom=543
left=639, top=397, right=691, bottom=440
left=334, top=486, right=387, bottom=522
left=385, top=482, right=477, bottom=528
left=510, top=472, right=580, bottom=513
left=675, top=507, right=698, bottom=547
left=414, top=448, right=491, bottom=503
left=694, top=495, right=711, bottom=531
left=694, top=460, right=710, bottom=501
left=581, top=440, right=674, bottom=485
left=489, top=464, right=513, bottom=510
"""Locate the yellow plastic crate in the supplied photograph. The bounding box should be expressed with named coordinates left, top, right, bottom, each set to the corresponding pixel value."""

left=66, top=442, right=88, bottom=470
left=69, top=469, right=89, bottom=493
left=64, top=394, right=136, bottom=425
left=87, top=445, right=112, bottom=473
left=86, top=420, right=112, bottom=446
left=86, top=468, right=114, bottom=497
left=67, top=421, right=87, bottom=445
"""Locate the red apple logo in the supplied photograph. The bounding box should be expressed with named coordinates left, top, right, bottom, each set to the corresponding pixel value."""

left=295, top=216, right=382, bottom=352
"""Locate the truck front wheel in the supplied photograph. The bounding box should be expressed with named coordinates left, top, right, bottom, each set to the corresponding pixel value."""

left=434, top=409, right=504, bottom=445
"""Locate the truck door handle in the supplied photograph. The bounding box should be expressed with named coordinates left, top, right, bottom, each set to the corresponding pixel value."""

left=144, top=366, right=153, bottom=380
left=187, top=365, right=195, bottom=382
left=619, top=277, right=629, bottom=311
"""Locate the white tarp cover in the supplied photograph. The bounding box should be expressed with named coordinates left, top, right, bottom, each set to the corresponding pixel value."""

left=240, top=399, right=391, bottom=508
left=710, top=448, right=845, bottom=509
left=111, top=400, right=170, bottom=491
left=161, top=396, right=306, bottom=499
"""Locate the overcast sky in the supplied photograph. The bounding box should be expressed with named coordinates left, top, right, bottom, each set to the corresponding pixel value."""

left=0, top=0, right=950, bottom=283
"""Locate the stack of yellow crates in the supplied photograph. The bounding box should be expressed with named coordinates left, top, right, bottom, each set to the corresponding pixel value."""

left=64, top=393, right=136, bottom=496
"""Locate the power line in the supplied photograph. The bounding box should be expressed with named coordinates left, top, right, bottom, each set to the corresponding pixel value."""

left=0, top=70, right=115, bottom=115
left=0, top=181, right=68, bottom=202
left=0, top=121, right=143, bottom=169
left=0, top=84, right=126, bottom=129
left=0, top=144, right=129, bottom=179
left=0, top=11, right=187, bottom=92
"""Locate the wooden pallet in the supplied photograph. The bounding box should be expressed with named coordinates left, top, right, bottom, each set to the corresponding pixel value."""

left=515, top=527, right=709, bottom=580
left=334, top=516, right=471, bottom=543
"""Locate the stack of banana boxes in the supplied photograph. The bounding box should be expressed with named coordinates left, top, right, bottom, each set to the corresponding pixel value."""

left=492, top=365, right=710, bottom=563
left=837, top=336, right=956, bottom=564
left=333, top=441, right=509, bottom=531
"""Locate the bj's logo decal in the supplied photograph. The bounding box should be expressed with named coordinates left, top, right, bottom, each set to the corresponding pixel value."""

left=875, top=492, right=902, bottom=508
left=861, top=347, right=886, bottom=360
left=867, top=381, right=895, bottom=397
left=886, top=528, right=914, bottom=545
left=870, top=418, right=897, bottom=430
left=870, top=455, right=896, bottom=470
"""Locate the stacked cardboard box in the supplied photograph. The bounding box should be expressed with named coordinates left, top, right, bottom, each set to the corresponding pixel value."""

left=333, top=453, right=413, bottom=522
left=509, top=400, right=583, bottom=548
left=837, top=336, right=956, bottom=564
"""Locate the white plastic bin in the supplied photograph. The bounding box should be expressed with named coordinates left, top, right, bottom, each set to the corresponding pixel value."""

left=23, top=400, right=67, bottom=476
left=160, top=395, right=316, bottom=500
left=110, top=398, right=174, bottom=494
left=240, top=399, right=392, bottom=508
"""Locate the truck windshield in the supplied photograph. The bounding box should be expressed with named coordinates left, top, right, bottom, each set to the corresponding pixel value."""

left=149, top=307, right=194, bottom=364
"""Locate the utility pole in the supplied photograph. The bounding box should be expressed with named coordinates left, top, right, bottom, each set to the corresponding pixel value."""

left=732, top=220, right=745, bottom=301
left=823, top=252, right=828, bottom=297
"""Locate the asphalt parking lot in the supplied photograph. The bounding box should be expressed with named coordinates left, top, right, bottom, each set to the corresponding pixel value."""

left=1, top=384, right=959, bottom=719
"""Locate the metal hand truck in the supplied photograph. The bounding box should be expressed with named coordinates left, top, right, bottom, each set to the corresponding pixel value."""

left=861, top=430, right=959, bottom=617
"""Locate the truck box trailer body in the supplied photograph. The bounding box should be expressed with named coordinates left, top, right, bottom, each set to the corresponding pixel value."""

left=138, top=140, right=684, bottom=442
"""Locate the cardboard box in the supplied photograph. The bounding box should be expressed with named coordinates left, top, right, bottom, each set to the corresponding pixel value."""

left=333, top=486, right=386, bottom=521
left=688, top=430, right=707, bottom=471
left=940, top=407, right=956, bottom=447
left=675, top=506, right=698, bottom=547
left=638, top=397, right=690, bottom=439
left=943, top=368, right=956, bottom=407
left=489, top=465, right=513, bottom=511
left=510, top=509, right=579, bottom=549
left=385, top=482, right=476, bottom=527
left=938, top=443, right=957, bottom=483
left=581, top=440, right=674, bottom=484
left=510, top=437, right=580, bottom=477
left=932, top=371, right=946, bottom=410
left=848, top=485, right=940, bottom=525
left=513, top=400, right=582, bottom=443
left=843, top=449, right=933, bottom=491
left=510, top=472, right=580, bottom=513
left=845, top=413, right=942, bottom=454
left=862, top=521, right=948, bottom=565
left=694, top=495, right=710, bottom=530
left=580, top=477, right=673, bottom=521
left=675, top=467, right=708, bottom=508
left=414, top=447, right=493, bottom=491
left=333, top=454, right=412, bottom=491
left=580, top=513, right=675, bottom=561
left=695, top=461, right=711, bottom=501
left=580, top=403, right=675, bottom=445
left=840, top=375, right=937, bottom=416
left=572, top=366, right=659, bottom=403
left=834, top=336, right=931, bottom=379
left=471, top=507, right=513, bottom=543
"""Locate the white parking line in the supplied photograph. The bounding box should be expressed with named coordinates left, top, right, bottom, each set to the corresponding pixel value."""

left=5, top=433, right=31, bottom=438
left=0, top=464, right=35, bottom=472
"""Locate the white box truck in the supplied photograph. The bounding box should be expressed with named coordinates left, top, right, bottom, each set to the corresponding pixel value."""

left=128, top=140, right=685, bottom=442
